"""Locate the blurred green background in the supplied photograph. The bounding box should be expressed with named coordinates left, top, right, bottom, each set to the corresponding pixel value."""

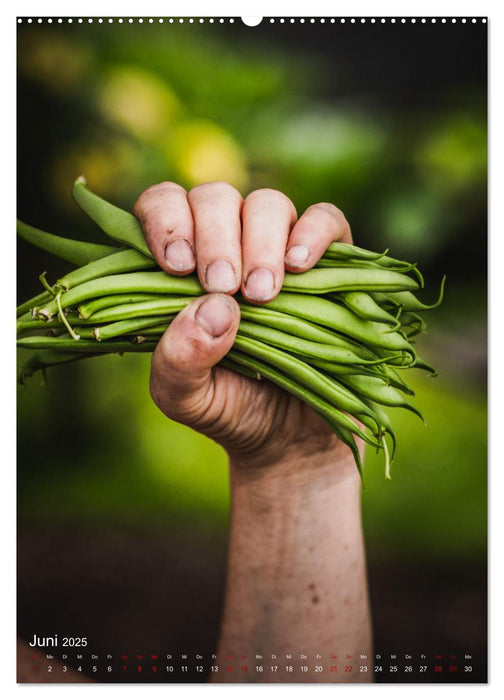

left=17, top=18, right=487, bottom=680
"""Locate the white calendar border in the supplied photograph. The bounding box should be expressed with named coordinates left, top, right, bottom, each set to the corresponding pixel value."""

left=3, top=1, right=502, bottom=698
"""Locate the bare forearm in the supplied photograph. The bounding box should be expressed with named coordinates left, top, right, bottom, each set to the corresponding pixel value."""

left=214, top=447, right=373, bottom=683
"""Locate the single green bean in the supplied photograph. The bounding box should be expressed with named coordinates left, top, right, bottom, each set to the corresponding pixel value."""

left=19, top=309, right=164, bottom=332
left=17, top=219, right=119, bottom=265
left=57, top=248, right=157, bottom=291
left=83, top=298, right=192, bottom=324
left=381, top=364, right=415, bottom=395
left=303, top=357, right=389, bottom=381
left=126, top=320, right=177, bottom=336
left=219, top=356, right=262, bottom=381
left=362, top=399, right=397, bottom=462
left=72, top=177, right=152, bottom=257
left=411, top=356, right=438, bottom=376
left=316, top=258, right=408, bottom=270
left=17, top=335, right=159, bottom=354
left=371, top=275, right=446, bottom=311
left=282, top=267, right=419, bottom=293
left=322, top=241, right=388, bottom=262
left=93, top=315, right=174, bottom=341
left=17, top=317, right=69, bottom=335
left=338, top=374, right=424, bottom=422
left=316, top=257, right=423, bottom=285
left=329, top=423, right=366, bottom=482
left=17, top=290, right=54, bottom=318
left=18, top=349, right=94, bottom=384
left=70, top=327, right=96, bottom=339
left=332, top=291, right=401, bottom=328
left=78, top=293, right=166, bottom=319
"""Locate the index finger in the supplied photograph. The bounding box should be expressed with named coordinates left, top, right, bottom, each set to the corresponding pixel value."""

left=133, top=182, right=196, bottom=275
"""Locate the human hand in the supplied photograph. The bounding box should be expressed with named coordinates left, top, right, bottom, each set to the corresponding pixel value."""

left=135, top=182, right=371, bottom=674
left=134, top=181, right=360, bottom=476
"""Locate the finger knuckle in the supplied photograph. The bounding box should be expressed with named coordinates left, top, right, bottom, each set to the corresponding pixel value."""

left=246, top=188, right=295, bottom=213
left=188, top=181, right=242, bottom=203
left=310, top=201, right=342, bottom=218
left=308, top=202, right=351, bottom=229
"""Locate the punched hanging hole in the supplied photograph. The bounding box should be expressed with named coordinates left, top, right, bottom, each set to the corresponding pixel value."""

left=241, top=16, right=263, bottom=27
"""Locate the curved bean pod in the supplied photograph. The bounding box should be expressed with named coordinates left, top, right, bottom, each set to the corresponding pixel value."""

left=316, top=257, right=423, bottom=286
left=92, top=315, right=174, bottom=341
left=338, top=374, right=425, bottom=422
left=78, top=293, right=166, bottom=319
left=18, top=349, right=93, bottom=385
left=83, top=298, right=192, bottom=324
left=17, top=316, right=69, bottom=335
left=322, top=241, right=388, bottom=262
left=411, top=356, right=438, bottom=376
left=17, top=290, right=54, bottom=318
left=282, top=267, right=419, bottom=293
left=17, top=335, right=159, bottom=354
left=72, top=177, right=153, bottom=257
left=218, top=356, right=262, bottom=381
left=381, top=364, right=415, bottom=395
left=371, top=275, right=446, bottom=311
left=362, top=399, right=397, bottom=462
left=17, top=219, right=119, bottom=266
left=333, top=291, right=401, bottom=328
left=303, top=357, right=389, bottom=381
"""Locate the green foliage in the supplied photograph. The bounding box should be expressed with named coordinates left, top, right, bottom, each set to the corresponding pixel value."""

left=363, top=372, right=486, bottom=560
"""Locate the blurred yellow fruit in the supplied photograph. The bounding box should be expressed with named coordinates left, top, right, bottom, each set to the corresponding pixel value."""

left=99, top=66, right=181, bottom=140
left=168, top=120, right=249, bottom=191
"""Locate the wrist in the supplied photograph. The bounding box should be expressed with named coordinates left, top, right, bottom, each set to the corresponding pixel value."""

left=217, top=437, right=372, bottom=675
left=227, top=440, right=364, bottom=554
left=228, top=436, right=363, bottom=497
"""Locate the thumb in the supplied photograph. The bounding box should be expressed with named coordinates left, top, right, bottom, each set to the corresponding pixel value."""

left=149, top=293, right=240, bottom=426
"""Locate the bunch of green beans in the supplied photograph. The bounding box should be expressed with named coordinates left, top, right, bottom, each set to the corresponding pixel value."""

left=17, top=177, right=445, bottom=480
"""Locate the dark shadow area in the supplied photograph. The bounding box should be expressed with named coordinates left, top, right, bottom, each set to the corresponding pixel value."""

left=17, top=524, right=486, bottom=683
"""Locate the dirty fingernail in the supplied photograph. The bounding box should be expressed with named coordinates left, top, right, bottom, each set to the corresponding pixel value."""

left=195, top=295, right=236, bottom=337
left=285, top=244, right=309, bottom=267
left=165, top=239, right=195, bottom=271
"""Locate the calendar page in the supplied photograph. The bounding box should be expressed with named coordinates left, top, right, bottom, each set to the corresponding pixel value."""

left=16, top=14, right=487, bottom=684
